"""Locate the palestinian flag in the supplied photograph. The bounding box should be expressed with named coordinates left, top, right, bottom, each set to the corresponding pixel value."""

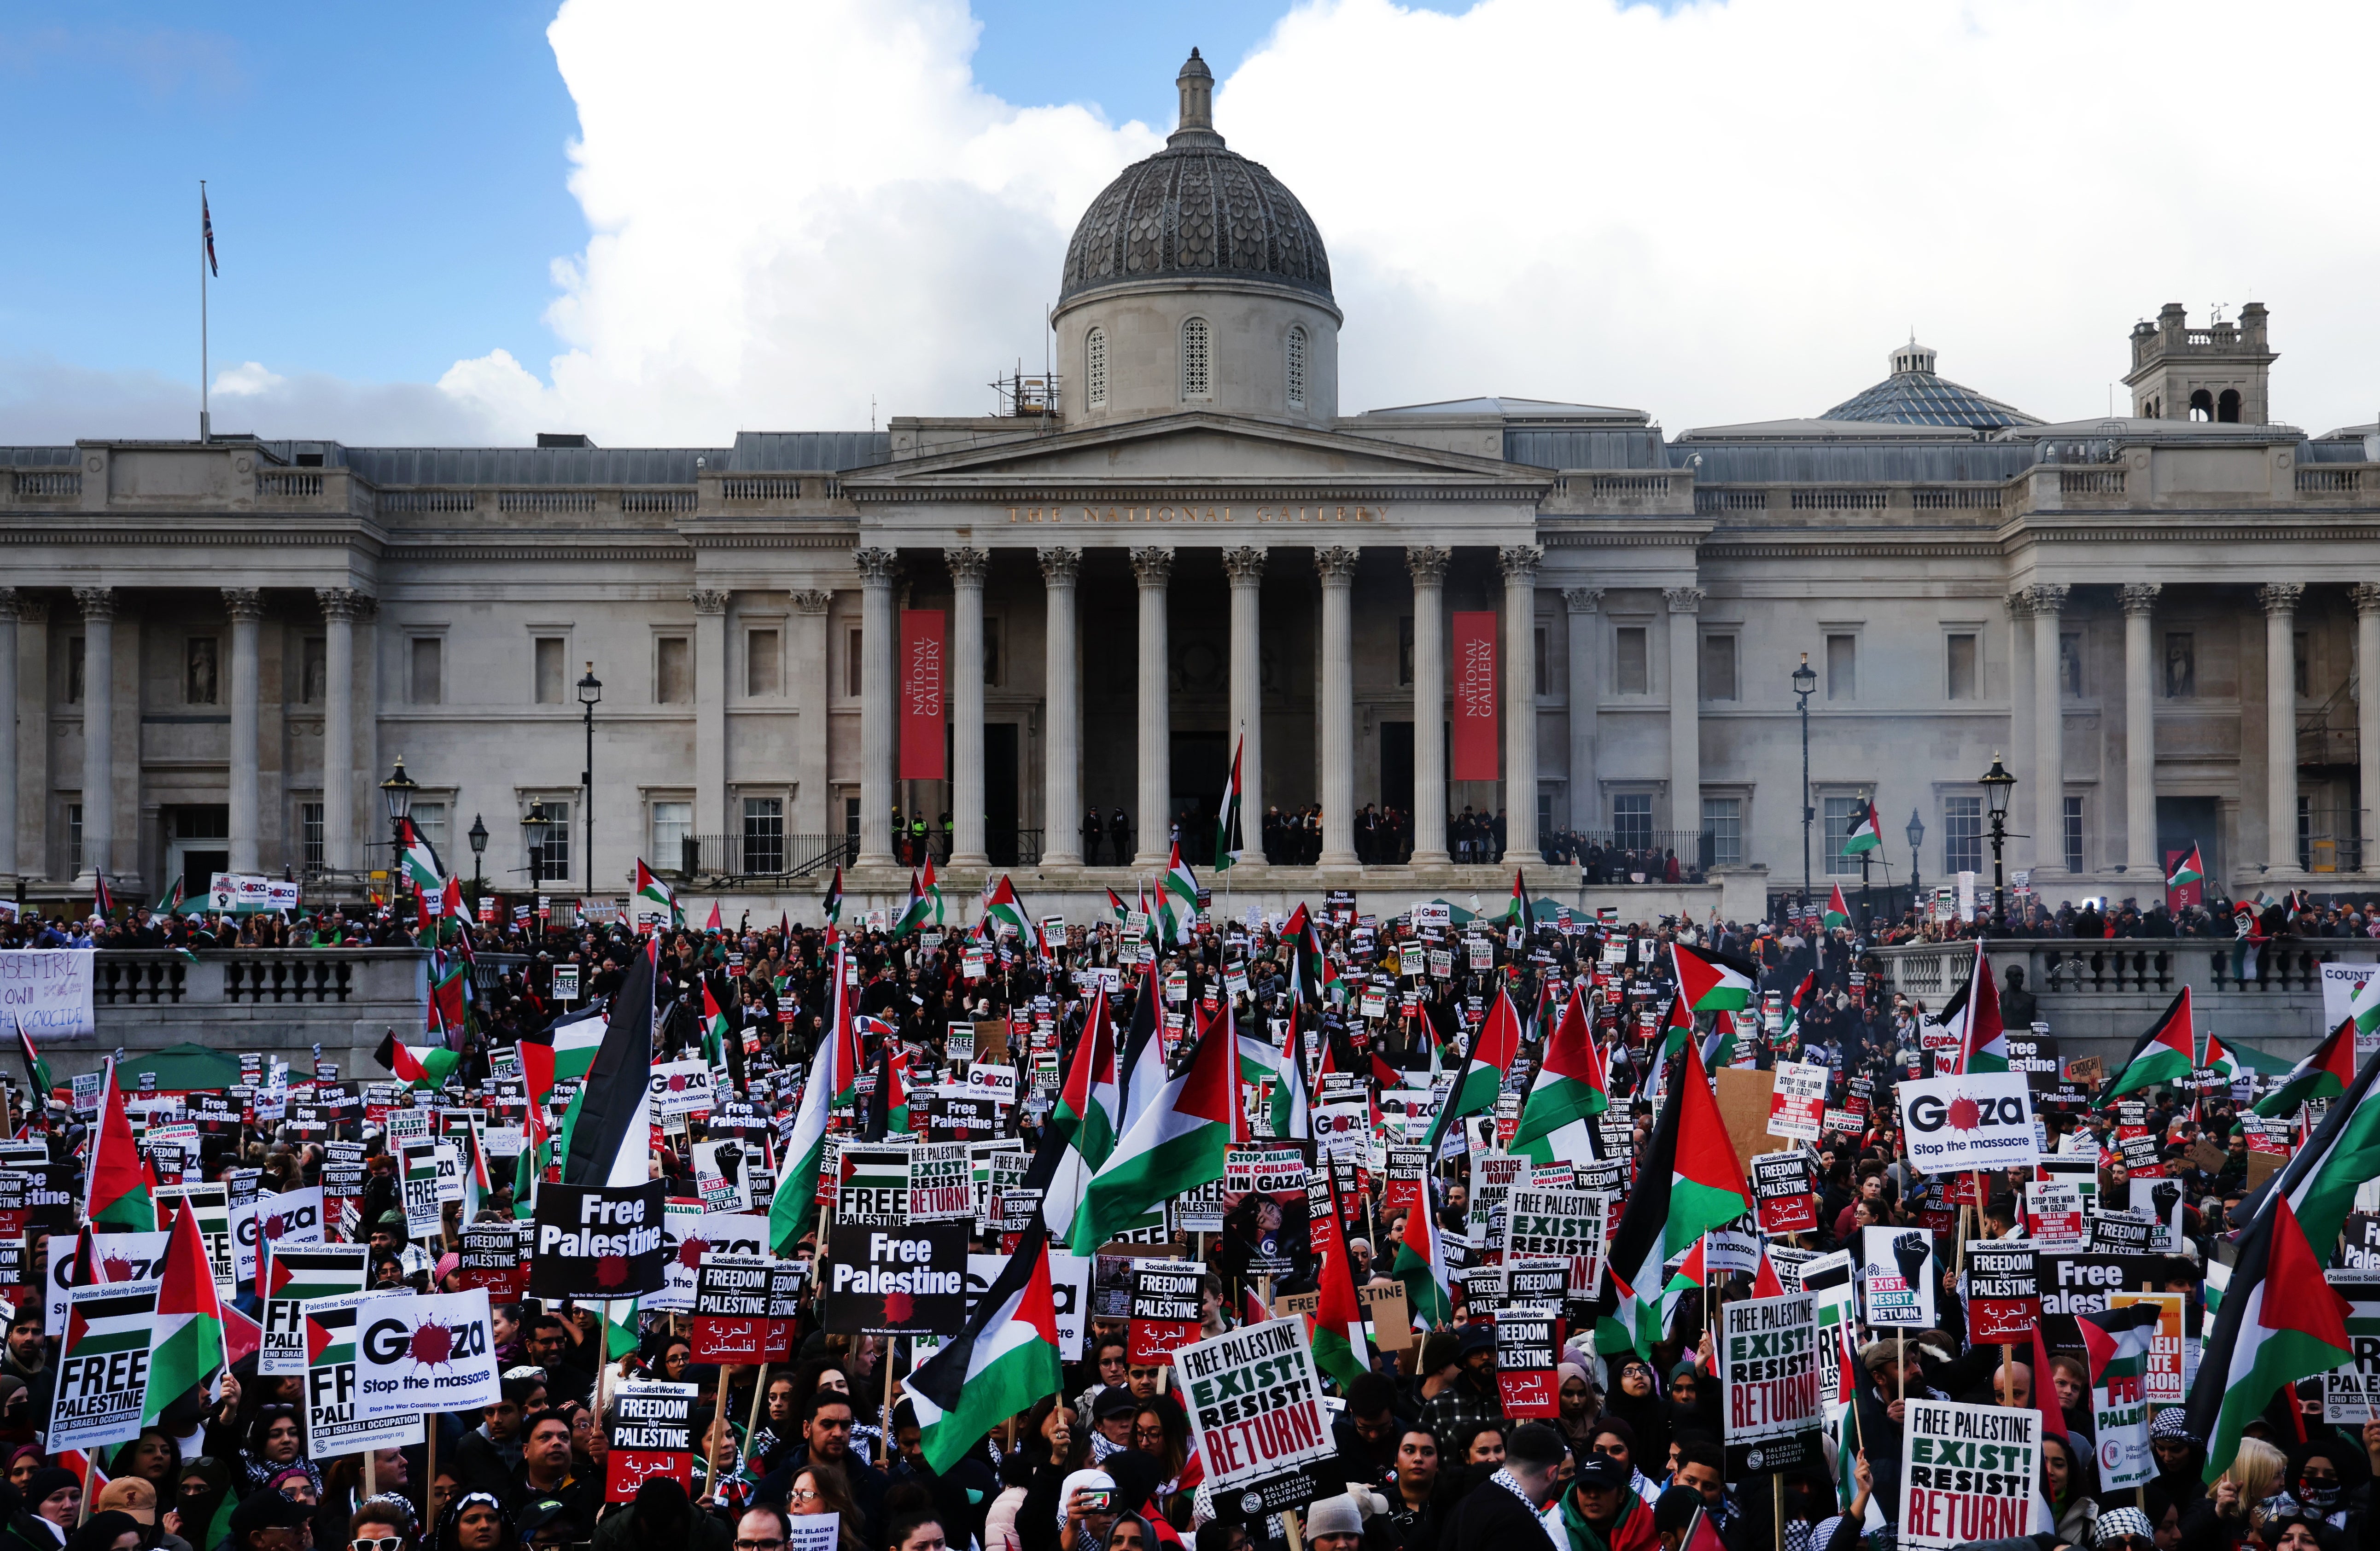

left=1032, top=985, right=1128, bottom=1246
left=1661, top=1238, right=1709, bottom=1333
left=1073, top=1002, right=1234, bottom=1250
left=1423, top=986, right=1523, bottom=1154
left=770, top=942, right=855, bottom=1254
left=1505, top=867, right=1529, bottom=926
left=862, top=1042, right=911, bottom=1138
left=13, top=1018, right=54, bottom=1105
left=2349, top=974, right=2380, bottom=1049
left=86, top=1061, right=156, bottom=1232
left=2106, top=988, right=2195, bottom=1097
left=1283, top=904, right=1338, bottom=1006
left=703, top=900, right=723, bottom=932
left=2168, top=845, right=2205, bottom=889
left=1954, top=941, right=2009, bottom=1074
left=398, top=817, right=444, bottom=895
left=2255, top=1016, right=2357, bottom=1117
left=143, top=1200, right=226, bottom=1428
left=375, top=1032, right=461, bottom=1090
left=1307, top=1168, right=1372, bottom=1388
left=1781, top=972, right=1817, bottom=1043
left=427, top=951, right=469, bottom=1038
left=1214, top=736, right=1244, bottom=873
left=1750, top=1243, right=1787, bottom=1300
left=1606, top=1035, right=1751, bottom=1358
left=1392, top=1177, right=1453, bottom=1324
left=2239, top=1032, right=2380, bottom=1292
left=906, top=1228, right=1064, bottom=1473
left=1672, top=941, right=1756, bottom=1013
left=1105, top=888, right=1132, bottom=923
left=542, top=1007, right=609, bottom=1085
left=93, top=871, right=115, bottom=921
left=1161, top=842, right=1200, bottom=945
left=1266, top=1008, right=1312, bottom=1142
left=984, top=875, right=1041, bottom=955
left=1513, top=988, right=1608, bottom=1149
left=1842, top=800, right=1882, bottom=857
left=699, top=982, right=731, bottom=1066
left=1822, top=883, right=1852, bottom=931
left=559, top=937, right=655, bottom=1189
left=891, top=871, right=932, bottom=937
left=2077, top=1304, right=2161, bottom=1385
left=2185, top=1192, right=2351, bottom=1479
left=602, top=1297, right=641, bottom=1361
left=922, top=857, right=945, bottom=926
left=2199, top=1031, right=2240, bottom=1090
left=155, top=877, right=187, bottom=915
left=823, top=865, right=844, bottom=927
left=634, top=859, right=675, bottom=927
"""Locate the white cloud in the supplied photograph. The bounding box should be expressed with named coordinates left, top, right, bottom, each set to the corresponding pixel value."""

left=21, top=0, right=2380, bottom=447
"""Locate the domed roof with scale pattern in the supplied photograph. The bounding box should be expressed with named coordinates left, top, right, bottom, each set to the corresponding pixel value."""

left=1058, top=50, right=1333, bottom=309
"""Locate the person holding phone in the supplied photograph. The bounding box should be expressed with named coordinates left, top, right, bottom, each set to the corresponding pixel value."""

left=1056, top=1471, right=1116, bottom=1551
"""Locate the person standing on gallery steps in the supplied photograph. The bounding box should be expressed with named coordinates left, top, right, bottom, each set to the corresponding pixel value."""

left=1082, top=810, right=1103, bottom=867
left=1110, top=809, right=1132, bottom=863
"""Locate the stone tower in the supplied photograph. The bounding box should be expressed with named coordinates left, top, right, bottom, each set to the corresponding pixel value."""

left=2123, top=302, right=2276, bottom=424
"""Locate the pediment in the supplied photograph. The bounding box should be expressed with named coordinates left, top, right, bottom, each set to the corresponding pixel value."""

left=844, top=412, right=1547, bottom=494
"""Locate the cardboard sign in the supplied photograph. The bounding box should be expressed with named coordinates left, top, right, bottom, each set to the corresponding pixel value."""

left=1768, top=1062, right=1828, bottom=1143
left=604, top=1380, right=697, bottom=1502
left=1493, top=1306, right=1560, bottom=1417
left=1966, top=1244, right=2041, bottom=1342
left=1896, top=1072, right=2039, bottom=1173
left=1860, top=1226, right=1938, bottom=1328
left=689, top=1254, right=776, bottom=1363
left=1176, top=1319, right=1338, bottom=1519
left=2036, top=1252, right=2151, bottom=1348
left=231, top=1187, right=325, bottom=1289
left=528, top=1181, right=669, bottom=1300
left=1750, top=1151, right=1818, bottom=1235
left=2323, top=1289, right=2380, bottom=1422
left=260, top=1243, right=372, bottom=1377
left=1503, top=1189, right=1608, bottom=1296
left=1719, top=1292, right=1822, bottom=1475
left=49, top=1278, right=160, bottom=1454
left=1128, top=1259, right=1205, bottom=1364
left=300, top=1289, right=421, bottom=1460
left=1898, top=1399, right=2042, bottom=1550
left=2108, top=1291, right=2187, bottom=1405
left=349, top=1288, right=502, bottom=1419
left=821, top=1221, right=968, bottom=1335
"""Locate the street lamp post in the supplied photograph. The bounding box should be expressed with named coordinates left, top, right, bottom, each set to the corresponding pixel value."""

left=1905, top=808, right=1925, bottom=916
left=379, top=757, right=417, bottom=916
left=1981, top=752, right=2018, bottom=930
left=1792, top=653, right=1817, bottom=921
left=578, top=664, right=603, bottom=893
left=467, top=814, right=489, bottom=904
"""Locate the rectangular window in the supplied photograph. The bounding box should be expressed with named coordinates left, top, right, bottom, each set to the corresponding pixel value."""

left=534, top=637, right=566, bottom=704
left=2295, top=631, right=2310, bottom=699
left=68, top=803, right=82, bottom=877
left=1824, top=795, right=1863, bottom=875
left=1826, top=634, right=1855, bottom=700
left=411, top=802, right=449, bottom=857
left=747, top=629, right=781, bottom=697
left=2164, top=632, right=2195, bottom=697
left=2064, top=794, right=2084, bottom=873
left=1703, top=797, right=1742, bottom=866
left=656, top=637, right=692, bottom=704
left=743, top=797, right=786, bottom=875
left=1946, top=634, right=1978, bottom=700
left=1700, top=634, right=1737, bottom=702
left=651, top=800, right=694, bottom=871
left=529, top=800, right=571, bottom=883
left=301, top=803, right=325, bottom=870
left=1534, top=626, right=1550, bottom=699
left=409, top=638, right=442, bottom=705
left=300, top=637, right=326, bottom=704
left=65, top=638, right=84, bottom=706
left=1616, top=627, right=1649, bottom=694
left=185, top=637, right=220, bottom=705
left=2060, top=632, right=2083, bottom=699
left=844, top=794, right=862, bottom=853
left=846, top=628, right=864, bottom=698
left=1613, top=792, right=1653, bottom=851
left=1943, top=795, right=1983, bottom=875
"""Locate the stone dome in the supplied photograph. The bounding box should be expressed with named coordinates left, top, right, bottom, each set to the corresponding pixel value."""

left=1057, top=50, right=1333, bottom=308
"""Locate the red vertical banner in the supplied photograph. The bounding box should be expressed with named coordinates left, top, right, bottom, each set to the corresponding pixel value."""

left=899, top=609, right=946, bottom=780
left=1451, top=611, right=1499, bottom=781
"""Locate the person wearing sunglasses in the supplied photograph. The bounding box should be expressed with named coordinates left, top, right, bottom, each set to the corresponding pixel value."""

left=346, top=1503, right=413, bottom=1551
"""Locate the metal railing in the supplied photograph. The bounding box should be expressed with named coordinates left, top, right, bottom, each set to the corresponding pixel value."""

left=1553, top=829, right=1718, bottom=881
left=674, top=833, right=853, bottom=881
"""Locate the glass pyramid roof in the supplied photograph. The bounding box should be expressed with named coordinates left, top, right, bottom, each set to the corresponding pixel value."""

left=1820, top=343, right=2042, bottom=431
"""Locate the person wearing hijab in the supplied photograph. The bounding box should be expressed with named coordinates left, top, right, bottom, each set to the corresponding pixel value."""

left=1598, top=1361, right=1671, bottom=1489
left=65, top=1514, right=144, bottom=1551
left=7, top=1469, right=84, bottom=1551
left=1553, top=1364, right=1600, bottom=1456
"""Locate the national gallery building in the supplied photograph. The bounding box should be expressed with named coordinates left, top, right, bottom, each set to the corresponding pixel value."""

left=5, top=52, right=2376, bottom=919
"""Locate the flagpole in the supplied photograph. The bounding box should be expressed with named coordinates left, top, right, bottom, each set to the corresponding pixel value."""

left=198, top=179, right=209, bottom=443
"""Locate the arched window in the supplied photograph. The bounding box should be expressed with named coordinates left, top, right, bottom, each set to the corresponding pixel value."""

left=1285, top=326, right=1307, bottom=409
left=1085, top=328, right=1108, bottom=410
left=1181, top=317, right=1210, bottom=401
left=2189, top=389, right=2214, bottom=422
left=2217, top=388, right=2241, bottom=423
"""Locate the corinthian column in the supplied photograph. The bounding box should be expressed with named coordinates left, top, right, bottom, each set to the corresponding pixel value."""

left=1222, top=547, right=1267, bottom=860
left=855, top=548, right=900, bottom=869
left=2121, top=584, right=2162, bottom=875
left=1130, top=548, right=1174, bottom=869
left=1502, top=547, right=1543, bottom=861
left=789, top=591, right=833, bottom=834
left=224, top=588, right=265, bottom=873
left=1564, top=589, right=1604, bottom=837
left=1407, top=548, right=1451, bottom=865
left=316, top=589, right=369, bottom=871
left=74, top=588, right=115, bottom=883
left=2263, top=582, right=2304, bottom=870
left=1038, top=549, right=1082, bottom=867
left=0, top=592, right=17, bottom=888
left=1666, top=587, right=1704, bottom=853
left=2030, top=583, right=2069, bottom=875
left=1316, top=547, right=1360, bottom=867
left=946, top=548, right=989, bottom=868
left=691, top=589, right=729, bottom=844
left=2358, top=583, right=2380, bottom=876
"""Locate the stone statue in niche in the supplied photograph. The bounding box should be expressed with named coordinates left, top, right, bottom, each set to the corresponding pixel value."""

left=186, top=637, right=220, bottom=706
left=2164, top=632, right=2195, bottom=698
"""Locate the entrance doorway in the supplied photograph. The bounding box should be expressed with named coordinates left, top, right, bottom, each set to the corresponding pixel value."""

left=165, top=805, right=230, bottom=903
left=985, top=723, right=1022, bottom=864
left=1170, top=731, right=1228, bottom=851
left=1381, top=721, right=1414, bottom=815
left=2156, top=796, right=2221, bottom=894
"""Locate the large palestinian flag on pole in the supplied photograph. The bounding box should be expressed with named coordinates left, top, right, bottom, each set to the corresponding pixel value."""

left=1672, top=941, right=1756, bottom=1013
left=1953, top=941, right=2009, bottom=1074
left=2167, top=844, right=2205, bottom=889
left=771, top=941, right=856, bottom=1255
left=375, top=1032, right=461, bottom=1090
left=1214, top=736, right=1244, bottom=873
left=2256, top=1017, right=2358, bottom=1117
left=1512, top=987, right=1608, bottom=1150
left=1822, top=883, right=1852, bottom=931
left=906, top=1228, right=1064, bottom=1473
left=142, top=1200, right=226, bottom=1428
left=1422, top=986, right=1523, bottom=1154
left=86, top=1060, right=156, bottom=1233
left=1606, top=1035, right=1751, bottom=1358
left=1842, top=800, right=1882, bottom=857
left=1073, top=1002, right=1234, bottom=1250
left=1392, top=1178, right=1452, bottom=1324
left=2106, top=988, right=2195, bottom=1097
left=559, top=937, right=655, bottom=1189
left=2184, top=1193, right=2351, bottom=1476
left=1307, top=1168, right=1373, bottom=1389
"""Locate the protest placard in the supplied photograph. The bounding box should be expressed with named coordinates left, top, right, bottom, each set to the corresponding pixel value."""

left=907, top=1143, right=975, bottom=1222
left=1176, top=1318, right=1337, bottom=1520
left=2037, top=1252, right=2152, bottom=1348
left=350, top=1288, right=502, bottom=1420
left=2087, top=1210, right=2157, bottom=1257
left=1800, top=1251, right=1860, bottom=1405
left=606, top=1381, right=697, bottom=1501
left=48, top=1278, right=159, bottom=1454
left=301, top=1289, right=420, bottom=1458
left=821, top=1222, right=968, bottom=1335
left=529, top=1181, right=670, bottom=1300
left=155, top=1183, right=234, bottom=1294
left=2026, top=1182, right=2087, bottom=1251
left=1768, top=1062, right=1828, bottom=1143
left=1899, top=1399, right=2042, bottom=1550
left=260, top=1243, right=371, bottom=1377
left=690, top=1254, right=776, bottom=1363
left=1503, top=1189, right=1608, bottom=1296
left=1719, top=1292, right=1821, bottom=1474
left=1751, top=1151, right=1818, bottom=1235
left=2090, top=1337, right=2153, bottom=1492
left=2109, top=1291, right=2188, bottom=1405
left=1896, top=1073, right=2039, bottom=1174
left=1493, top=1306, right=1560, bottom=1417
left=1966, top=1245, right=2040, bottom=1343
left=231, top=1187, right=324, bottom=1289
left=1128, top=1259, right=1206, bottom=1364
left=2324, top=1289, right=2380, bottom=1422
left=1860, top=1226, right=1937, bottom=1328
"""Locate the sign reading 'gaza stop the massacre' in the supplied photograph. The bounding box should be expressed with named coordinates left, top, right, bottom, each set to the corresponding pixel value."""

left=350, top=1288, right=502, bottom=1420
left=1178, top=1318, right=1338, bottom=1522
left=1895, top=1073, right=2039, bottom=1173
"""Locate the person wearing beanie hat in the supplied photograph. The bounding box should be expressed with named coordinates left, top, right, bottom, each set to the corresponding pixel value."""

left=1303, top=1495, right=1368, bottom=1551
